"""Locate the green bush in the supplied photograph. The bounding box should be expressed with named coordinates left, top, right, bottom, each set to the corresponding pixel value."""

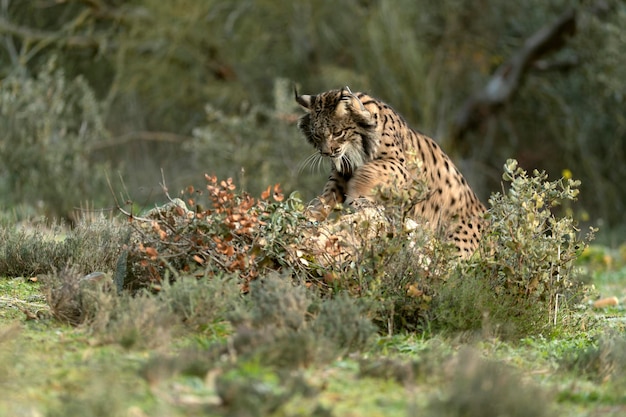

left=435, top=159, right=593, bottom=338
left=117, top=159, right=593, bottom=339
left=0, top=58, right=111, bottom=221
left=158, top=274, right=242, bottom=333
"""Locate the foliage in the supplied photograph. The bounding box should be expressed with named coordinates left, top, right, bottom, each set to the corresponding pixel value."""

left=119, top=168, right=459, bottom=334
left=45, top=265, right=176, bottom=352
left=121, top=174, right=307, bottom=290
left=118, top=156, right=596, bottom=339
left=337, top=206, right=456, bottom=335
left=0, top=58, right=111, bottom=221
left=227, top=274, right=375, bottom=368
left=3, top=197, right=625, bottom=416
left=158, top=273, right=241, bottom=333
left=435, top=159, right=594, bottom=338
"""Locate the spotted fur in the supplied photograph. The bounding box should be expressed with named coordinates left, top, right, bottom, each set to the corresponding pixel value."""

left=296, top=87, right=486, bottom=257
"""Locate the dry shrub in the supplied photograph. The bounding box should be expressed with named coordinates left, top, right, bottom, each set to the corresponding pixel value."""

left=44, top=266, right=106, bottom=326
left=0, top=224, right=68, bottom=277
left=120, top=176, right=306, bottom=291
left=0, top=218, right=128, bottom=279
left=44, top=266, right=175, bottom=349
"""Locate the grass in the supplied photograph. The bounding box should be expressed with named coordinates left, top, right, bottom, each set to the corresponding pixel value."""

left=1, top=265, right=625, bottom=416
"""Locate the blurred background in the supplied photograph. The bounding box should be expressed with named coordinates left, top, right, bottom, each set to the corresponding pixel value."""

left=0, top=0, right=624, bottom=244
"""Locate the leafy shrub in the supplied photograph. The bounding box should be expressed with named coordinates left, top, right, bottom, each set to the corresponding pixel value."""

left=435, top=159, right=593, bottom=338
left=120, top=175, right=306, bottom=290
left=121, top=158, right=593, bottom=339
left=0, top=58, right=111, bottom=221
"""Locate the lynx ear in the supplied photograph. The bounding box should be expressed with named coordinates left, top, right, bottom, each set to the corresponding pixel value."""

left=338, top=86, right=371, bottom=120
left=294, top=86, right=313, bottom=110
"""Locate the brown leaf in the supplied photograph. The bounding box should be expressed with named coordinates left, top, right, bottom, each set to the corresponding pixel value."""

left=145, top=246, right=159, bottom=260
left=261, top=185, right=271, bottom=200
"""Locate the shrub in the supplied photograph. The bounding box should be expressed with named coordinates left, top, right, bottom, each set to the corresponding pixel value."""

left=118, top=158, right=592, bottom=340
left=228, top=273, right=375, bottom=368
left=435, top=159, right=594, bottom=338
left=158, top=273, right=242, bottom=333
left=0, top=58, right=111, bottom=221
left=428, top=348, right=550, bottom=417
left=119, top=175, right=307, bottom=291
left=44, top=267, right=117, bottom=326
left=0, top=218, right=129, bottom=278
left=45, top=266, right=175, bottom=349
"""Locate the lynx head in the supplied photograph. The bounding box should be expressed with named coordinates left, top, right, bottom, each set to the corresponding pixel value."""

left=295, top=86, right=378, bottom=173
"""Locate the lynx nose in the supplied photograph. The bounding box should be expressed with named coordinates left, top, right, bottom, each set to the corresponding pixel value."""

left=320, top=144, right=339, bottom=157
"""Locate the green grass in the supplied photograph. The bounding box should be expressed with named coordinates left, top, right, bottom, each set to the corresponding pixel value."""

left=1, top=250, right=626, bottom=416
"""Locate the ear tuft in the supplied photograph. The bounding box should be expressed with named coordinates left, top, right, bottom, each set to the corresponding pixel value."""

left=295, top=87, right=313, bottom=109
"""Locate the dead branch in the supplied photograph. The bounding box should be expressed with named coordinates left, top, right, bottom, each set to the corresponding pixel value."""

left=451, top=9, right=577, bottom=142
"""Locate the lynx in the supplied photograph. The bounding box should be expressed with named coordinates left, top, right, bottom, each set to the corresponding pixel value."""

left=296, top=86, right=486, bottom=257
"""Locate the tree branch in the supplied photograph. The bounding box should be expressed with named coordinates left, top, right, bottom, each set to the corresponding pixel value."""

left=451, top=9, right=577, bottom=142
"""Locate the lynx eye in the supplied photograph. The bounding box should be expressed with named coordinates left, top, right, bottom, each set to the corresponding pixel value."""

left=332, top=131, right=346, bottom=141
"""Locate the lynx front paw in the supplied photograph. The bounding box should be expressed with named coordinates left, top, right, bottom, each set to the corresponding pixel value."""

left=304, top=197, right=337, bottom=221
